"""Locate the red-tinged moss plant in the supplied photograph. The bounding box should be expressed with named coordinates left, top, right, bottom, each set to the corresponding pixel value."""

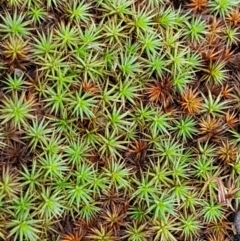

left=100, top=188, right=127, bottom=208
left=1, top=36, right=30, bottom=63
left=226, top=8, right=240, bottom=26
left=201, top=44, right=223, bottom=61
left=207, top=17, right=225, bottom=44
left=217, top=140, right=237, bottom=164
left=61, top=230, right=85, bottom=241
left=186, top=0, right=207, bottom=13
left=220, top=83, right=234, bottom=99
left=180, top=88, right=203, bottom=114
left=225, top=111, right=238, bottom=128
left=86, top=224, right=116, bottom=241
left=80, top=80, right=100, bottom=95
left=0, top=124, right=24, bottom=147
left=221, top=47, right=234, bottom=61
left=209, top=86, right=221, bottom=101
left=145, top=78, right=173, bottom=108
left=222, top=179, right=240, bottom=209
left=1, top=139, right=29, bottom=165
left=101, top=204, right=126, bottom=232
left=198, top=115, right=226, bottom=143
left=201, top=176, right=230, bottom=204
left=206, top=219, right=233, bottom=240
left=199, top=43, right=224, bottom=65
left=231, top=83, right=240, bottom=109
left=126, top=139, right=148, bottom=169
left=73, top=218, right=89, bottom=230
left=206, top=234, right=229, bottom=241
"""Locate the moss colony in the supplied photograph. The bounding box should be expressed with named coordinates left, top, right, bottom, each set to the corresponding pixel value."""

left=1, top=0, right=240, bottom=240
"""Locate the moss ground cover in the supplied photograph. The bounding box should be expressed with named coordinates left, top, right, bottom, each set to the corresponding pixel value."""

left=1, top=0, right=240, bottom=240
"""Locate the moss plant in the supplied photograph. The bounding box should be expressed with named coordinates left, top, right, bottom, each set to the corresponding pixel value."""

left=0, top=11, right=31, bottom=39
